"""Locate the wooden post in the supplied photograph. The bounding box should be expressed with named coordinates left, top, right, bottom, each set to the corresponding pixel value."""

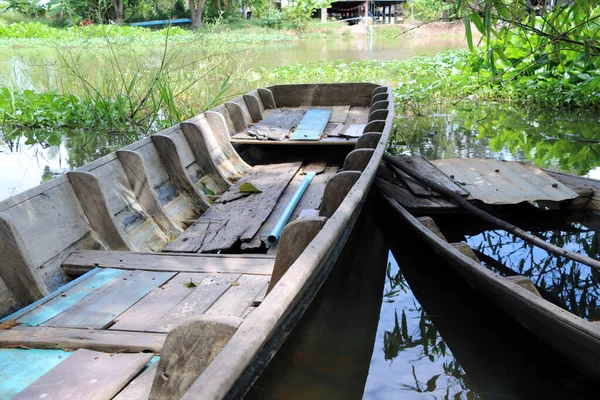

left=266, top=217, right=327, bottom=295
left=149, top=315, right=242, bottom=400
left=0, top=213, right=47, bottom=305
left=67, top=171, right=131, bottom=251
left=321, top=7, right=327, bottom=23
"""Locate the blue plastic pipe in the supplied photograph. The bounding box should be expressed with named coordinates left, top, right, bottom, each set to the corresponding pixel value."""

left=267, top=171, right=316, bottom=244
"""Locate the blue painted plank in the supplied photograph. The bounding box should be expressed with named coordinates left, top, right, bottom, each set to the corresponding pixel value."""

left=0, top=349, right=71, bottom=399
left=18, top=268, right=125, bottom=327
left=290, top=109, right=332, bottom=141
left=0, top=269, right=100, bottom=324
left=49, top=270, right=175, bottom=329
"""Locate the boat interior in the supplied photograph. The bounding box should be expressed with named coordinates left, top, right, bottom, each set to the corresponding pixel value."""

left=0, top=83, right=392, bottom=399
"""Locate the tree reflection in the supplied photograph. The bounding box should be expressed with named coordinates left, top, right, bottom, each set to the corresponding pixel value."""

left=467, top=225, right=600, bottom=320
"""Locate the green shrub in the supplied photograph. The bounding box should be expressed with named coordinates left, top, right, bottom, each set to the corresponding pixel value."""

left=260, top=8, right=283, bottom=28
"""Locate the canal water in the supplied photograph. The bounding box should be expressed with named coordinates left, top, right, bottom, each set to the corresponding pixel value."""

left=2, top=30, right=600, bottom=398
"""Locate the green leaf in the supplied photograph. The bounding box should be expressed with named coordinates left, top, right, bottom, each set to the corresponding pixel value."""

left=465, top=15, right=474, bottom=52
left=200, top=182, right=215, bottom=196
left=239, top=182, right=262, bottom=193
left=184, top=279, right=197, bottom=288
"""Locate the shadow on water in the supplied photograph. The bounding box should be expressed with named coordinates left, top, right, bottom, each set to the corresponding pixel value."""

left=248, top=194, right=600, bottom=399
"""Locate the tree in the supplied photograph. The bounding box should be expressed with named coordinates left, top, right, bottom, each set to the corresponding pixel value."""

left=189, top=0, right=207, bottom=28
left=110, top=0, right=123, bottom=22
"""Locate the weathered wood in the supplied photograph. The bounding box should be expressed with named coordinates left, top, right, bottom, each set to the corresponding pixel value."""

left=372, top=86, right=388, bottom=96
left=0, top=348, right=71, bottom=399
left=417, top=216, right=447, bottom=241
left=149, top=316, right=241, bottom=400
left=370, top=100, right=390, bottom=114
left=370, top=93, right=388, bottom=107
left=368, top=109, right=389, bottom=122
left=151, top=274, right=239, bottom=333
left=48, top=270, right=175, bottom=329
left=0, top=326, right=165, bottom=353
left=0, top=213, right=47, bottom=305
left=62, top=250, right=274, bottom=275
left=67, top=171, right=131, bottom=251
left=151, top=134, right=209, bottom=212
left=13, top=349, right=153, bottom=400
left=205, top=111, right=250, bottom=175
left=389, top=155, right=469, bottom=196
left=243, top=94, right=264, bottom=122
left=506, top=275, right=542, bottom=296
left=343, top=148, right=374, bottom=172
left=258, top=88, right=277, bottom=110
left=266, top=217, right=327, bottom=295
left=164, top=162, right=302, bottom=253
left=345, top=106, right=369, bottom=125
left=376, top=177, right=459, bottom=211
left=319, top=171, right=361, bottom=218
left=117, top=150, right=182, bottom=239
left=180, top=116, right=236, bottom=188
left=451, top=243, right=481, bottom=262
left=290, top=109, right=332, bottom=141
left=206, top=274, right=269, bottom=317
left=341, top=124, right=367, bottom=138
left=245, top=108, right=306, bottom=141
left=329, top=105, right=351, bottom=123
left=364, top=120, right=386, bottom=133
left=356, top=133, right=382, bottom=149
left=113, top=362, right=158, bottom=400
left=110, top=272, right=238, bottom=332
left=224, top=102, right=248, bottom=133
left=267, top=83, right=377, bottom=107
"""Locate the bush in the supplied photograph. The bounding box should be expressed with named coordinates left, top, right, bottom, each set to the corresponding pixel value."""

left=260, top=8, right=283, bottom=28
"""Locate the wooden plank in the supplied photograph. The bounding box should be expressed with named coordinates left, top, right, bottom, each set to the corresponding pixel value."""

left=396, top=156, right=470, bottom=196
left=205, top=274, right=270, bottom=318
left=164, top=162, right=302, bottom=253
left=113, top=362, right=158, bottom=400
left=375, top=177, right=458, bottom=211
left=243, top=94, right=263, bottom=123
left=109, top=272, right=210, bottom=332
left=266, top=217, right=326, bottom=295
left=370, top=92, right=388, bottom=107
left=149, top=316, right=241, bottom=399
left=368, top=109, right=389, bottom=122
left=62, top=251, right=274, bottom=275
left=364, top=120, right=386, bottom=133
left=224, top=102, right=247, bottom=134
left=369, top=100, right=389, bottom=114
left=205, top=111, right=250, bottom=175
left=245, top=108, right=306, bottom=141
left=18, top=268, right=124, bottom=326
left=329, top=106, right=350, bottom=123
left=48, top=270, right=175, bottom=329
left=152, top=273, right=240, bottom=333
left=290, top=109, right=332, bottom=141
left=506, top=275, right=542, bottom=296
left=0, top=327, right=165, bottom=353
left=341, top=123, right=367, bottom=138
left=267, top=83, right=377, bottom=107
left=258, top=88, right=277, bottom=110
left=13, top=349, right=153, bottom=400
left=417, top=217, right=447, bottom=241
left=391, top=164, right=436, bottom=197
left=346, top=106, right=369, bottom=124
left=356, top=133, right=381, bottom=149
left=0, top=212, right=47, bottom=305
left=0, top=349, right=71, bottom=399
left=67, top=171, right=131, bottom=251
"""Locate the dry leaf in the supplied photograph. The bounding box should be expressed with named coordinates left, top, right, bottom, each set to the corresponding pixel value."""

left=184, top=279, right=197, bottom=288
left=231, top=282, right=241, bottom=286
left=0, top=319, right=19, bottom=330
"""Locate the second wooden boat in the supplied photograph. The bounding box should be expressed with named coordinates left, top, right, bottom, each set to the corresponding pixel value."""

left=0, top=83, right=393, bottom=399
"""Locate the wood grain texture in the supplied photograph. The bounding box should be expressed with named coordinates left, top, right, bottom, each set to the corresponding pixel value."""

left=164, top=162, right=302, bottom=253
left=266, top=217, right=326, bottom=295
left=258, top=88, right=277, bottom=110
left=204, top=111, right=250, bottom=175
left=113, top=362, right=158, bottom=400
left=13, top=349, right=153, bottom=400
left=181, top=116, right=240, bottom=186
left=62, top=250, right=274, bottom=275
left=329, top=105, right=350, bottom=123
left=67, top=171, right=131, bottom=251
left=149, top=316, right=241, bottom=400
left=0, top=212, right=47, bottom=304
left=267, top=83, right=377, bottom=107
left=243, top=94, right=264, bottom=122
left=48, top=270, right=175, bottom=329
left=117, top=150, right=182, bottom=238
left=151, top=134, right=209, bottom=212
left=375, top=177, right=458, bottom=211
left=224, top=102, right=248, bottom=133
left=244, top=108, right=306, bottom=141
left=205, top=274, right=269, bottom=317
left=343, top=149, right=374, bottom=172
left=391, top=155, right=470, bottom=196
left=356, top=133, right=382, bottom=149
left=0, top=326, right=165, bottom=353
left=319, top=171, right=361, bottom=218
left=416, top=217, right=447, bottom=241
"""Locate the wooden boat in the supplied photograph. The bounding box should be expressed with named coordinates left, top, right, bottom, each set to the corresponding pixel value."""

left=378, top=155, right=600, bottom=379
left=0, top=83, right=393, bottom=399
